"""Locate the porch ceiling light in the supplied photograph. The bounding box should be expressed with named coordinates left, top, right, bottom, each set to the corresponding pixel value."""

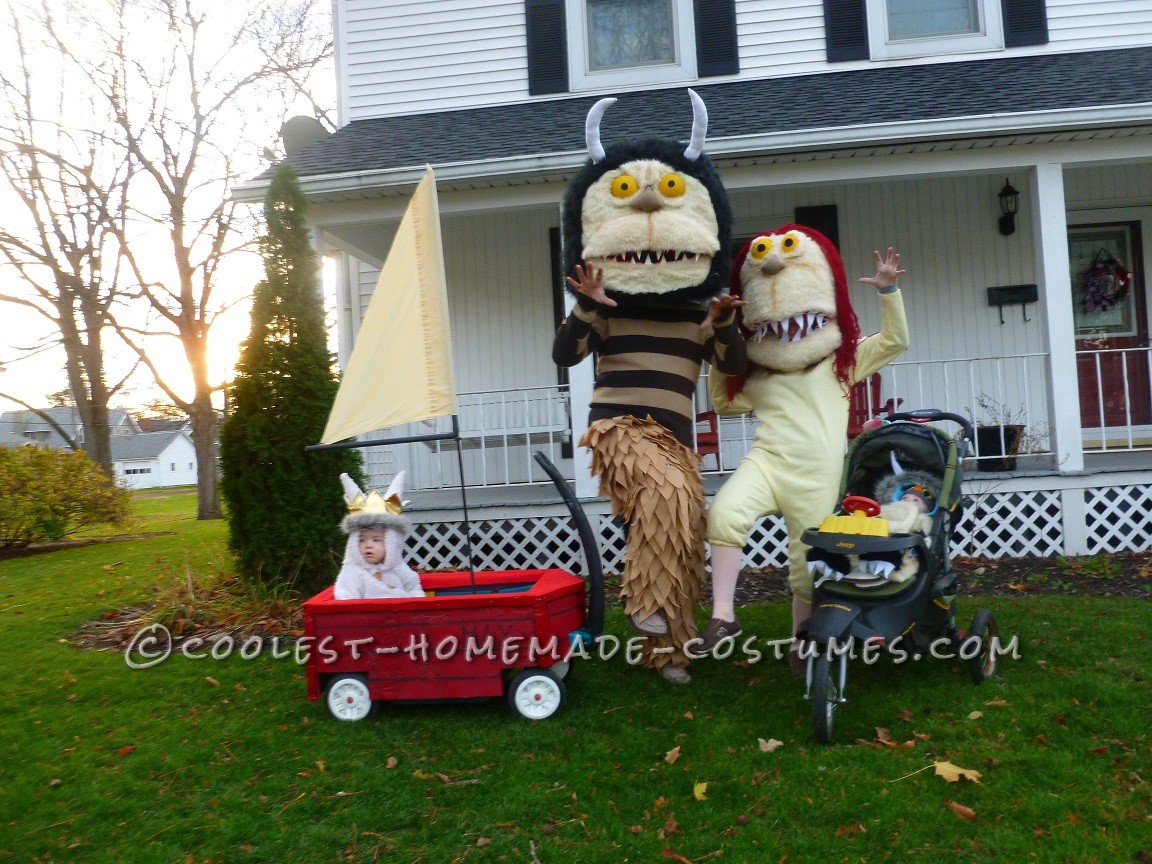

left=998, top=178, right=1020, bottom=236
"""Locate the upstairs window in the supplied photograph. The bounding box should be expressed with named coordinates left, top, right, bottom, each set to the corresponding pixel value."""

left=568, top=0, right=694, bottom=90
left=526, top=0, right=738, bottom=96
left=824, top=0, right=1048, bottom=63
left=869, top=0, right=1003, bottom=59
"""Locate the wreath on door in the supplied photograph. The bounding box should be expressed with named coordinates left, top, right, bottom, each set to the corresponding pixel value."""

left=1079, top=249, right=1133, bottom=314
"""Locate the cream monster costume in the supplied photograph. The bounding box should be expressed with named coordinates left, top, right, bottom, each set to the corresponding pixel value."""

left=700, top=226, right=909, bottom=670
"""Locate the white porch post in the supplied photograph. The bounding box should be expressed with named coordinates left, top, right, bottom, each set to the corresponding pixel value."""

left=1029, top=162, right=1084, bottom=473
left=563, top=289, right=598, bottom=498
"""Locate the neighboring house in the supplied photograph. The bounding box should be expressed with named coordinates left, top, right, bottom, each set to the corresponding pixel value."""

left=111, top=431, right=199, bottom=490
left=236, top=0, right=1152, bottom=569
left=0, top=407, right=140, bottom=449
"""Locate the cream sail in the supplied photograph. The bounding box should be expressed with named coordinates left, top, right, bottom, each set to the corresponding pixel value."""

left=321, top=166, right=457, bottom=444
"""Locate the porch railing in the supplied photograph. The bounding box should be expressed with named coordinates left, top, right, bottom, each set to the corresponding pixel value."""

left=693, top=353, right=1057, bottom=473
left=404, top=384, right=572, bottom=490
left=1075, top=345, right=1152, bottom=452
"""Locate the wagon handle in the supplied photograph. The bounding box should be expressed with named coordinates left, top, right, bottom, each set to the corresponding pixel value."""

left=533, top=452, right=605, bottom=641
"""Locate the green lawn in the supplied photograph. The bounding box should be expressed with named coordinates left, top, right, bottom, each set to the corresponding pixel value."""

left=1, top=491, right=1148, bottom=863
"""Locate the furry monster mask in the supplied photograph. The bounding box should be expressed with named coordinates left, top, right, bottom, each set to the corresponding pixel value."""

left=728, top=224, right=860, bottom=394
left=561, top=91, right=732, bottom=306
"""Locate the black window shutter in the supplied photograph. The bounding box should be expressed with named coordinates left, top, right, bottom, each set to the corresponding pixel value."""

left=824, top=0, right=869, bottom=62
left=526, top=0, right=569, bottom=95
left=1002, top=0, right=1048, bottom=48
left=794, top=205, right=840, bottom=249
left=694, top=0, right=739, bottom=77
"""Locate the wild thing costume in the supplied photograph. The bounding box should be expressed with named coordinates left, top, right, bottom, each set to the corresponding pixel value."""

left=333, top=472, right=424, bottom=600
left=704, top=226, right=909, bottom=663
left=552, top=91, right=746, bottom=683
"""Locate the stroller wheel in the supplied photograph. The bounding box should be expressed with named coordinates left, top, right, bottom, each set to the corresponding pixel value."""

left=810, top=651, right=841, bottom=745
left=964, top=609, right=999, bottom=684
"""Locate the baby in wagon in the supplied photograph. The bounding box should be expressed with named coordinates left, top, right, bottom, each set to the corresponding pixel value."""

left=807, top=462, right=941, bottom=588
left=333, top=472, right=425, bottom=600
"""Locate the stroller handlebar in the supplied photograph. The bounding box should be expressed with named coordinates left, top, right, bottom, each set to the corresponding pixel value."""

left=883, top=409, right=975, bottom=455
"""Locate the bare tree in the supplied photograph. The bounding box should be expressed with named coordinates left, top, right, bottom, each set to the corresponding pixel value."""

left=5, top=0, right=333, bottom=518
left=0, top=12, right=137, bottom=475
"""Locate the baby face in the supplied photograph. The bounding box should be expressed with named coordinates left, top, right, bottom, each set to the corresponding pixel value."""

left=359, top=528, right=387, bottom=565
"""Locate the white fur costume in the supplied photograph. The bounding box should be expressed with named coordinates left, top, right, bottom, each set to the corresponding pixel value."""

left=332, top=472, right=424, bottom=600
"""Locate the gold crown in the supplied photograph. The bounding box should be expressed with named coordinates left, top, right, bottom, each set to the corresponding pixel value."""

left=347, top=490, right=404, bottom=517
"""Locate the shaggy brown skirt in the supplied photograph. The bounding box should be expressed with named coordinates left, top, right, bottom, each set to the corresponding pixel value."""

left=581, top=416, right=706, bottom=669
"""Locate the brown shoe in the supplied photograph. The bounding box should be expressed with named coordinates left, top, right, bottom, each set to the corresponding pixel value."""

left=697, top=616, right=742, bottom=652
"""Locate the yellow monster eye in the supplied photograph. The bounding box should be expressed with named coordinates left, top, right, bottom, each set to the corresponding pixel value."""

left=748, top=236, right=773, bottom=260
left=611, top=174, right=639, bottom=199
left=658, top=173, right=686, bottom=198
left=780, top=233, right=801, bottom=252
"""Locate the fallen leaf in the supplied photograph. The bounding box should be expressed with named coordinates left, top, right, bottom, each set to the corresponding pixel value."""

left=476, top=837, right=491, bottom=847
left=412, top=770, right=431, bottom=780
left=117, top=745, right=135, bottom=758
left=968, top=711, right=983, bottom=720
left=693, top=781, right=708, bottom=801
left=945, top=800, right=977, bottom=821
left=386, top=756, right=398, bottom=769
left=897, top=708, right=913, bottom=721
left=684, top=711, right=693, bottom=720
left=315, top=760, right=325, bottom=773
left=984, top=699, right=1010, bottom=707
left=876, top=727, right=894, bottom=743
left=758, top=738, right=784, bottom=753
left=665, top=746, right=681, bottom=765
left=934, top=761, right=982, bottom=784
left=835, top=823, right=866, bottom=836
left=661, top=850, right=693, bottom=864
left=205, top=676, right=220, bottom=687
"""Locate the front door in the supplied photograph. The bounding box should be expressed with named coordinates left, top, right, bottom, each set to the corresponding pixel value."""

left=1069, top=221, right=1151, bottom=434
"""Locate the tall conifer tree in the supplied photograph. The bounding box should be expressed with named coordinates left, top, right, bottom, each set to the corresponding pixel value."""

left=220, top=163, right=361, bottom=591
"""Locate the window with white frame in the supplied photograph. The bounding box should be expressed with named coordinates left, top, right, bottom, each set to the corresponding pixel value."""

left=867, top=0, right=1003, bottom=60
left=566, top=0, right=696, bottom=91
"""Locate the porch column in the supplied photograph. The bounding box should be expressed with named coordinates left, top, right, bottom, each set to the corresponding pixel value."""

left=1029, top=162, right=1084, bottom=472
left=562, top=290, right=598, bottom=498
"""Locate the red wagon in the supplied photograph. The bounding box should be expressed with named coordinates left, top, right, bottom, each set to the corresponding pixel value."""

left=302, top=455, right=605, bottom=722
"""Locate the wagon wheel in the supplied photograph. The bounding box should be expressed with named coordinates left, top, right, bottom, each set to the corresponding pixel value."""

left=810, top=650, right=845, bottom=745
left=965, top=609, right=1000, bottom=684
left=507, top=668, right=566, bottom=720
left=325, top=674, right=376, bottom=722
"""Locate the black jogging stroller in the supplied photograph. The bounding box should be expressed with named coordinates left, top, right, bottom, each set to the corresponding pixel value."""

left=798, top=409, right=1000, bottom=744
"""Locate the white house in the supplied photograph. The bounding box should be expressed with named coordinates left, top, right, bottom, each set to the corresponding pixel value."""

left=111, top=431, right=198, bottom=490
left=236, top=0, right=1152, bottom=570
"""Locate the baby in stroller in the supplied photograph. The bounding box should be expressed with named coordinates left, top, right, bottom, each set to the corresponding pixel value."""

left=807, top=455, right=943, bottom=590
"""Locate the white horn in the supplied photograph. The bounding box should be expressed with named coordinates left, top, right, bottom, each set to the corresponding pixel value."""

left=889, top=452, right=906, bottom=476
left=585, top=97, right=617, bottom=163
left=339, top=472, right=364, bottom=506
left=385, top=470, right=407, bottom=502
left=683, top=89, right=708, bottom=161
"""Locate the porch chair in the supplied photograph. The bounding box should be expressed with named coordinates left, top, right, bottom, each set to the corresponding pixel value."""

left=847, top=373, right=903, bottom=440
left=695, top=410, right=721, bottom=470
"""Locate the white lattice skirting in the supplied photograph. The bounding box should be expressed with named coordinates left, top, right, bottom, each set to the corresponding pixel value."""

left=407, top=484, right=1152, bottom=575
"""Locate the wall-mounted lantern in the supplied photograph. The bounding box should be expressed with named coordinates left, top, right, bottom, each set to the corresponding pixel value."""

left=998, top=178, right=1020, bottom=236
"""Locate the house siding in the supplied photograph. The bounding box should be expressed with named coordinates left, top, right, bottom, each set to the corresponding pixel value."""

left=338, top=0, right=1152, bottom=123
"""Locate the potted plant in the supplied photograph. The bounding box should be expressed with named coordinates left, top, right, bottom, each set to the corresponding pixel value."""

left=968, top=395, right=1026, bottom=472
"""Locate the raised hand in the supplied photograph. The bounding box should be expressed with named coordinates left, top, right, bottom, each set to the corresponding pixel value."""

left=565, top=263, right=616, bottom=307
left=699, top=293, right=746, bottom=330
left=859, top=248, right=907, bottom=290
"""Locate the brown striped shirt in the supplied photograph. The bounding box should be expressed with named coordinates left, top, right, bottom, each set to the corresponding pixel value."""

left=553, top=297, right=747, bottom=446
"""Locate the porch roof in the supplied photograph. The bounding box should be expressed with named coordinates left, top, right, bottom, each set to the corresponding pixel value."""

left=238, top=46, right=1152, bottom=202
